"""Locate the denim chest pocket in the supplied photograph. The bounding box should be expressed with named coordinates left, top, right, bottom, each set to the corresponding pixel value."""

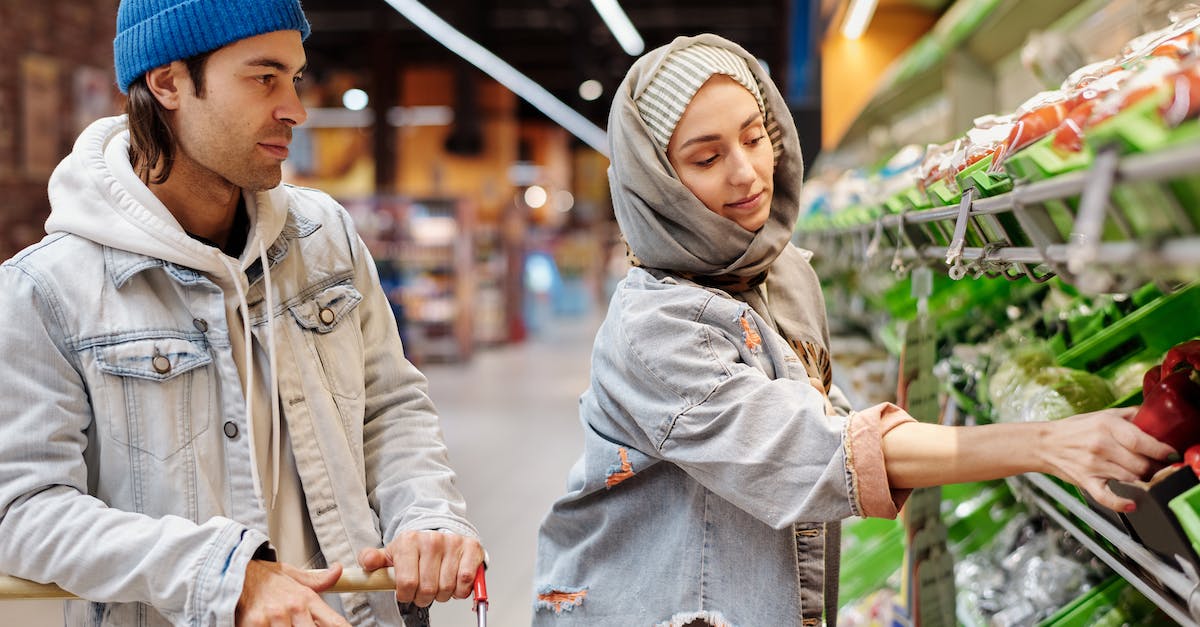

left=94, top=336, right=213, bottom=460
left=288, top=283, right=365, bottom=400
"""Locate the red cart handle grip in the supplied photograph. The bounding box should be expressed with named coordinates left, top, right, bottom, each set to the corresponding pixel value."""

left=473, top=563, right=488, bottom=603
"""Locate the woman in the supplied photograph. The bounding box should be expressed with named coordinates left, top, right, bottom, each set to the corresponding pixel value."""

left=532, top=34, right=1171, bottom=627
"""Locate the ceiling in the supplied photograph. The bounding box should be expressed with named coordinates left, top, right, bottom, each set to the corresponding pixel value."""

left=299, top=0, right=790, bottom=131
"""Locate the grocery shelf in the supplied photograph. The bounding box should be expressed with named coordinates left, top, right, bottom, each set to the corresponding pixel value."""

left=798, top=142, right=1200, bottom=290
left=1012, top=472, right=1200, bottom=625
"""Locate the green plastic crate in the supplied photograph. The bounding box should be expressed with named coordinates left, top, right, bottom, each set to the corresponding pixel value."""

left=1087, top=91, right=1200, bottom=154
left=1002, top=136, right=1102, bottom=243
left=904, top=186, right=933, bottom=211
left=1056, top=283, right=1200, bottom=378
left=884, top=192, right=909, bottom=215
left=1038, top=577, right=1125, bottom=627
left=1169, top=481, right=1200, bottom=563
left=1086, top=94, right=1200, bottom=234
left=1004, top=134, right=1094, bottom=182
left=955, top=153, right=1014, bottom=198
left=925, top=179, right=960, bottom=207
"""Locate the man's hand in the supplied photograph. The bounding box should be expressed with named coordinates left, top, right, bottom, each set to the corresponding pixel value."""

left=357, top=531, right=484, bottom=607
left=236, top=559, right=350, bottom=627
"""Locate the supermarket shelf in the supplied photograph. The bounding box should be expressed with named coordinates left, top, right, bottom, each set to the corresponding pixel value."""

left=799, top=142, right=1200, bottom=289
left=1013, top=472, right=1200, bottom=625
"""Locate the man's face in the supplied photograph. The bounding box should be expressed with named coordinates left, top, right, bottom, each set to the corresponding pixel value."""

left=170, top=30, right=307, bottom=192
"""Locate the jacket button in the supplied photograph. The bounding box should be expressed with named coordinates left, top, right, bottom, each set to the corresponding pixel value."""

left=152, top=355, right=171, bottom=374
left=193, top=318, right=208, bottom=332
left=319, top=307, right=335, bottom=325
left=223, top=421, right=239, bottom=439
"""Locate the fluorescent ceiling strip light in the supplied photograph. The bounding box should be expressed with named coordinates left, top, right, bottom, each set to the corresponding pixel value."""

left=380, top=0, right=610, bottom=156
left=841, top=0, right=878, bottom=40
left=590, top=0, right=644, bottom=56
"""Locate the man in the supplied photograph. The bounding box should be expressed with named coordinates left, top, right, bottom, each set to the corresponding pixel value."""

left=0, top=0, right=483, bottom=625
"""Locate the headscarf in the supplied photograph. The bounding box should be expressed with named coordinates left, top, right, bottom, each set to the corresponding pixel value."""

left=609, top=33, right=832, bottom=390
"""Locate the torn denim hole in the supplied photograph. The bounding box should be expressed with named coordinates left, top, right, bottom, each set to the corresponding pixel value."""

left=653, top=610, right=734, bottom=627
left=736, top=311, right=762, bottom=352
left=604, top=447, right=635, bottom=488
left=535, top=586, right=588, bottom=614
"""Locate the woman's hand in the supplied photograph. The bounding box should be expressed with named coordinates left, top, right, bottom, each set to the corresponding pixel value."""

left=1038, top=407, right=1176, bottom=511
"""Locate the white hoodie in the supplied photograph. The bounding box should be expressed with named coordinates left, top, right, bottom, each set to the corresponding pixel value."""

left=45, top=115, right=315, bottom=565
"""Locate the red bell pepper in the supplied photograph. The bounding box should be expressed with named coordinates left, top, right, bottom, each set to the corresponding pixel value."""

left=1133, top=365, right=1200, bottom=451
left=1162, top=339, right=1200, bottom=376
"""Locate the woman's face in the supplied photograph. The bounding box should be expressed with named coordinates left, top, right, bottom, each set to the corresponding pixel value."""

left=667, top=74, right=774, bottom=233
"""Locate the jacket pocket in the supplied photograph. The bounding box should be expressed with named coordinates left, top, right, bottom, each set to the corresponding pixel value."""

left=288, top=283, right=365, bottom=400
left=94, top=336, right=213, bottom=460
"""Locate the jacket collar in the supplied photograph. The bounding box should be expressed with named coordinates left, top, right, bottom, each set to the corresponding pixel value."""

left=105, top=207, right=322, bottom=289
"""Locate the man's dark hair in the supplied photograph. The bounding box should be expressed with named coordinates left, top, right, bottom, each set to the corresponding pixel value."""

left=124, top=52, right=212, bottom=184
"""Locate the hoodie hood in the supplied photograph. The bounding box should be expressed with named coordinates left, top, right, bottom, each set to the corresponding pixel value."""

left=46, top=114, right=291, bottom=511
left=608, top=33, right=804, bottom=279
left=46, top=115, right=290, bottom=276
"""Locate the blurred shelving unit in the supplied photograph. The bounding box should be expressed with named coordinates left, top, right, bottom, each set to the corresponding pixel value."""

left=350, top=196, right=476, bottom=364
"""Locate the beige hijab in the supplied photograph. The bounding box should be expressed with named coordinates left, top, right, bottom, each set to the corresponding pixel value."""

left=609, top=33, right=832, bottom=390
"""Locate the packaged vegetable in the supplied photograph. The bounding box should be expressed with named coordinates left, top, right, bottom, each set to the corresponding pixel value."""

left=1017, top=367, right=1116, bottom=423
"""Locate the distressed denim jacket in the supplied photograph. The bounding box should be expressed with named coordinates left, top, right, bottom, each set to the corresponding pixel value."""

left=533, top=268, right=913, bottom=627
left=0, top=181, right=476, bottom=626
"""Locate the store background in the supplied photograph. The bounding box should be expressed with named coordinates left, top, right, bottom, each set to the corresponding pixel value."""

left=2, top=0, right=1198, bottom=625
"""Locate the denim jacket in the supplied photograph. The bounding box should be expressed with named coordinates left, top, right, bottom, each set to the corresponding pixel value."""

left=533, top=268, right=913, bottom=627
left=0, top=117, right=476, bottom=626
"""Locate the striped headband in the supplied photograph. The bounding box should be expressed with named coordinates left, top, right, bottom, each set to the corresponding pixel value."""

left=635, top=43, right=781, bottom=159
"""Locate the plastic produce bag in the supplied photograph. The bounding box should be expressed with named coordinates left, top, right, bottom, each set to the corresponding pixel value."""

left=1018, top=367, right=1117, bottom=423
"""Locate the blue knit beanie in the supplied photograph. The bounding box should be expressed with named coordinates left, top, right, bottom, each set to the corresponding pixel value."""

left=114, top=0, right=311, bottom=93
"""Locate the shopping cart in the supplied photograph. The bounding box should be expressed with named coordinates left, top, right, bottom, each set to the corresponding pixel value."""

left=0, top=562, right=489, bottom=626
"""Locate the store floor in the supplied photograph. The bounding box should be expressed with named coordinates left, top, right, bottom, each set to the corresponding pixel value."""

left=426, top=311, right=598, bottom=627
left=0, top=311, right=599, bottom=627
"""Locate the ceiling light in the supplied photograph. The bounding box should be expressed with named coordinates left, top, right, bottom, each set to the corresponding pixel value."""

left=590, top=0, right=644, bottom=56
left=579, top=80, right=603, bottom=102
left=841, top=0, right=878, bottom=40
left=524, top=185, right=548, bottom=209
left=342, top=88, right=369, bottom=111
left=381, top=0, right=609, bottom=155
left=555, top=190, right=575, bottom=212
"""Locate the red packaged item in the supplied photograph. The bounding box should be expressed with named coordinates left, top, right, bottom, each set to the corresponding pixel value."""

left=1050, top=59, right=1180, bottom=154
left=964, top=115, right=1014, bottom=172
left=1161, top=62, right=1200, bottom=126
left=917, top=139, right=962, bottom=194
left=1000, top=91, right=1070, bottom=162
left=1052, top=99, right=1098, bottom=154
left=1151, top=30, right=1198, bottom=60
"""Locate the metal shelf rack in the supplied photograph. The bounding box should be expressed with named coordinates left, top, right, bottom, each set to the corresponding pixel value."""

left=796, top=142, right=1200, bottom=293
left=1012, top=473, right=1200, bottom=625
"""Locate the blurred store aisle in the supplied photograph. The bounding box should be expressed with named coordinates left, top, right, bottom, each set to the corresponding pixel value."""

left=426, top=313, right=598, bottom=627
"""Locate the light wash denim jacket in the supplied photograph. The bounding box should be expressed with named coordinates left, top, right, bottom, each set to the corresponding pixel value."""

left=0, top=117, right=476, bottom=626
left=533, top=268, right=913, bottom=627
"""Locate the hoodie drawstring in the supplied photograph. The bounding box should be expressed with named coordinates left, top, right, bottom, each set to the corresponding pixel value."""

left=259, top=239, right=281, bottom=509
left=219, top=249, right=282, bottom=511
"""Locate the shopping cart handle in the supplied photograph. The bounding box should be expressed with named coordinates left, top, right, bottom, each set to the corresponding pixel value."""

left=0, top=568, right=401, bottom=600
left=473, top=563, right=488, bottom=627
left=473, top=563, right=488, bottom=603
